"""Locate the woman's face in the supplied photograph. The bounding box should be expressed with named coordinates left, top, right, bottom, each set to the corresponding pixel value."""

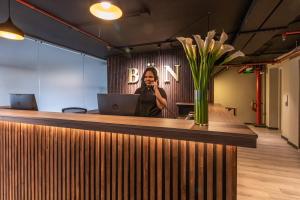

left=144, top=70, right=155, bottom=86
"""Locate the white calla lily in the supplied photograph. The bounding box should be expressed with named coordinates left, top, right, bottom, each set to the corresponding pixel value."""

left=216, top=44, right=234, bottom=59
left=203, top=30, right=216, bottom=53
left=219, top=51, right=245, bottom=65
left=219, top=31, right=228, bottom=44
left=193, top=35, right=204, bottom=49
left=212, top=41, right=222, bottom=54
left=209, top=39, right=215, bottom=52
left=193, top=34, right=205, bottom=55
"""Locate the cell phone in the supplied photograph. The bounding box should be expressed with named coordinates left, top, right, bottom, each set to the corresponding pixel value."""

left=147, top=85, right=154, bottom=93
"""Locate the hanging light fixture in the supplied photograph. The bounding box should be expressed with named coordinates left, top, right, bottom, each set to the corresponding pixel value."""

left=90, top=1, right=123, bottom=20
left=0, top=0, right=24, bottom=40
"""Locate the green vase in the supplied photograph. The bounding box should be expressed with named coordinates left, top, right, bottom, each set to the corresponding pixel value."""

left=194, top=89, right=208, bottom=125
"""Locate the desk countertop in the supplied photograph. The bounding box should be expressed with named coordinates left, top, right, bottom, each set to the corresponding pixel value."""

left=0, top=105, right=257, bottom=148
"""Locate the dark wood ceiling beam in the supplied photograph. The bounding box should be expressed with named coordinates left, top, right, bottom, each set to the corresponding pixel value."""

left=165, top=13, right=212, bottom=41
left=239, top=26, right=287, bottom=34
left=249, top=50, right=289, bottom=56
left=116, top=39, right=176, bottom=48
left=115, top=26, right=288, bottom=49
left=241, top=0, right=284, bottom=50
left=230, top=0, right=257, bottom=45
left=225, top=61, right=276, bottom=67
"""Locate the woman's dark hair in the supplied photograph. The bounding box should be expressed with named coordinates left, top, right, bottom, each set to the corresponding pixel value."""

left=140, top=67, right=159, bottom=89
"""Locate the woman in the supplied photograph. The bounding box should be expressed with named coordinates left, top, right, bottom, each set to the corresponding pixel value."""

left=134, top=67, right=167, bottom=117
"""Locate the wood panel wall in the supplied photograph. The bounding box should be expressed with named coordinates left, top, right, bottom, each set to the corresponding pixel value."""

left=107, top=49, right=195, bottom=118
left=0, top=120, right=237, bottom=200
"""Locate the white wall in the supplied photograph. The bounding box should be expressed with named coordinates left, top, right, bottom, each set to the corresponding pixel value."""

left=0, top=37, right=107, bottom=112
left=278, top=57, right=299, bottom=147
left=214, top=67, right=256, bottom=123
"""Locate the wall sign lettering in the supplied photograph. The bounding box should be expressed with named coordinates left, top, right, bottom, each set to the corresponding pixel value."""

left=128, top=64, right=181, bottom=84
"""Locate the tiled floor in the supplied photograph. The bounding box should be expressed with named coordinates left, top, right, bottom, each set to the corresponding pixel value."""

left=238, top=126, right=300, bottom=200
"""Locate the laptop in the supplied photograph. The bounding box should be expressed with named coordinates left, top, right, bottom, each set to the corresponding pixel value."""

left=10, top=94, right=38, bottom=111
left=97, top=94, right=140, bottom=116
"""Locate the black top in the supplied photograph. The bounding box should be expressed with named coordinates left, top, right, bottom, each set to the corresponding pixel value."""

left=134, top=87, right=167, bottom=117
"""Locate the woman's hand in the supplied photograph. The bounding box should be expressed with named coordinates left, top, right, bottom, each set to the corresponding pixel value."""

left=152, top=81, right=167, bottom=110
left=152, top=80, right=159, bottom=91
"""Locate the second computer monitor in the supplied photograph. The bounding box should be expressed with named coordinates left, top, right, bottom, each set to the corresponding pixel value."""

left=10, top=94, right=38, bottom=111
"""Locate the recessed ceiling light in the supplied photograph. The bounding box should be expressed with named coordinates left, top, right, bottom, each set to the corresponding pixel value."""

left=90, top=1, right=123, bottom=21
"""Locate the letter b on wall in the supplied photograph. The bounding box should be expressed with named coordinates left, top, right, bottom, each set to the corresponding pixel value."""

left=128, top=68, right=139, bottom=83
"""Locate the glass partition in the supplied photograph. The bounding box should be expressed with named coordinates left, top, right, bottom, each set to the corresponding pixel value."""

left=0, top=37, right=107, bottom=112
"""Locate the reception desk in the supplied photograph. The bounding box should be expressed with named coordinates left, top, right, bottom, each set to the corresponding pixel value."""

left=0, top=105, right=257, bottom=200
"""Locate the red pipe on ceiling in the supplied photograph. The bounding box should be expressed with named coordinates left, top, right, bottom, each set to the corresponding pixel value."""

left=283, top=31, right=300, bottom=36
left=16, top=0, right=113, bottom=48
left=238, top=66, right=251, bottom=73
left=282, top=31, right=300, bottom=40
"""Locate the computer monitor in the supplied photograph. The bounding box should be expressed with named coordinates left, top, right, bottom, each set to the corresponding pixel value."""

left=97, top=93, right=140, bottom=116
left=10, top=94, right=38, bottom=111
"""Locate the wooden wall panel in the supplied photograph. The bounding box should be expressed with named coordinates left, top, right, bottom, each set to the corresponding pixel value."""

left=0, top=121, right=237, bottom=200
left=107, top=49, right=194, bottom=118
left=123, top=134, right=129, bottom=200
left=129, top=135, right=135, bottom=200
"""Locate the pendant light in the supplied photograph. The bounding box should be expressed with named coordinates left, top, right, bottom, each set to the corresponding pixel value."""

left=0, top=0, right=24, bottom=40
left=90, top=1, right=123, bottom=20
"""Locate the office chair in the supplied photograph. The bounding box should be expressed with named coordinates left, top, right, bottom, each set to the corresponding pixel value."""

left=62, top=107, right=87, bottom=113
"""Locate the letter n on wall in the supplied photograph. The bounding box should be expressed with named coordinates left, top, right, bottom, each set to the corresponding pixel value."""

left=164, top=65, right=180, bottom=83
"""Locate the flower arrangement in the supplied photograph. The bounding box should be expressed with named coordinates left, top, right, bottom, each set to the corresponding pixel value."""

left=177, top=30, right=244, bottom=125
